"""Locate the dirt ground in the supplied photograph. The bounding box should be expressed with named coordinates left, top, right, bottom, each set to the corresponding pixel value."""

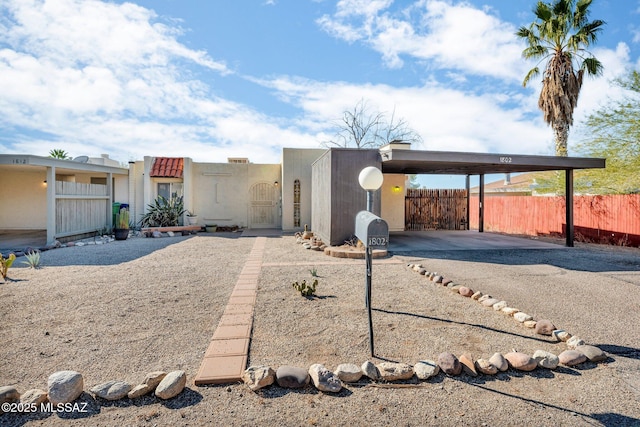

left=1, top=233, right=639, bottom=426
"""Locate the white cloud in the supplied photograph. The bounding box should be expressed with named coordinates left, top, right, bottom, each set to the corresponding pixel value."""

left=317, top=0, right=528, bottom=80
left=0, top=0, right=318, bottom=164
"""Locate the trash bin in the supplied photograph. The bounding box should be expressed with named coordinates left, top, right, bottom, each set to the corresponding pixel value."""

left=112, top=202, right=121, bottom=226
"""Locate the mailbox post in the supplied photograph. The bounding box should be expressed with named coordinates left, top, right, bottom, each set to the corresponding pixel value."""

left=355, top=211, right=388, bottom=357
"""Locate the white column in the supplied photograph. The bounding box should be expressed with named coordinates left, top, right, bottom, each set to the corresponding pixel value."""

left=46, top=166, right=56, bottom=244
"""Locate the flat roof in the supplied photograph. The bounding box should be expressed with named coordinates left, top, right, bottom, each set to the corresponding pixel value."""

left=0, top=154, right=129, bottom=175
left=380, top=149, right=606, bottom=175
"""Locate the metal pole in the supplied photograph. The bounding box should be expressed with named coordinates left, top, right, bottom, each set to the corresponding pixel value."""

left=366, top=246, right=374, bottom=356
left=366, top=189, right=374, bottom=356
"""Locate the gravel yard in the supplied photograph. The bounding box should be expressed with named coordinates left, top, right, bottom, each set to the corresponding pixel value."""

left=1, top=233, right=639, bottom=426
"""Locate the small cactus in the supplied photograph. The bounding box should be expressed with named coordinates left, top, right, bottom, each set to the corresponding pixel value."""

left=292, top=279, right=318, bottom=297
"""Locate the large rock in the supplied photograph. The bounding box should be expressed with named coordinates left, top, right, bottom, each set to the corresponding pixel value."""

left=475, top=359, right=498, bottom=375
left=414, top=360, right=440, bottom=380
left=492, top=301, right=508, bottom=311
left=48, top=371, right=84, bottom=405
left=361, top=361, right=380, bottom=380
left=514, top=312, right=533, bottom=323
left=334, top=364, right=362, bottom=383
left=501, top=307, right=520, bottom=316
left=0, top=386, right=20, bottom=407
left=242, top=366, right=275, bottom=391
left=566, top=336, right=586, bottom=349
left=489, top=353, right=508, bottom=372
left=128, top=384, right=153, bottom=399
left=459, top=354, right=477, bottom=377
left=559, top=350, right=587, bottom=366
left=20, top=389, right=48, bottom=406
left=576, top=345, right=607, bottom=362
left=376, top=362, right=414, bottom=381
left=534, top=320, right=556, bottom=336
left=458, top=287, right=474, bottom=297
left=276, top=366, right=309, bottom=388
left=481, top=298, right=500, bottom=307
left=143, top=371, right=167, bottom=390
left=308, top=364, right=342, bottom=392
left=90, top=381, right=132, bottom=401
left=504, top=352, right=537, bottom=371
left=437, top=353, right=462, bottom=376
left=552, top=330, right=572, bottom=342
left=532, top=350, right=560, bottom=370
left=155, top=370, right=186, bottom=399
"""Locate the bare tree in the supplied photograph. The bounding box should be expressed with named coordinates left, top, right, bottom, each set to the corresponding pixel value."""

left=322, top=99, right=422, bottom=148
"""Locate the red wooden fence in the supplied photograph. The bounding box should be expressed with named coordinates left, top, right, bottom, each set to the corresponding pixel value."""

left=469, top=195, right=640, bottom=246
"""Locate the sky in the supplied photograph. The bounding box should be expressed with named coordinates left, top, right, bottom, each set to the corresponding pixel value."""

left=1, top=0, right=639, bottom=188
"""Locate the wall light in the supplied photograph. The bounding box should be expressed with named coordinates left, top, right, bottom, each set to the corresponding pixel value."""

left=392, top=185, right=402, bottom=193
left=274, top=181, right=279, bottom=187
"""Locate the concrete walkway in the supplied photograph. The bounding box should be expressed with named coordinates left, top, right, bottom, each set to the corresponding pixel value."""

left=194, top=237, right=266, bottom=385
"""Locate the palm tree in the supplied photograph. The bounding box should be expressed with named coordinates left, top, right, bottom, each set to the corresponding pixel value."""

left=517, top=0, right=605, bottom=156
left=49, top=149, right=71, bottom=159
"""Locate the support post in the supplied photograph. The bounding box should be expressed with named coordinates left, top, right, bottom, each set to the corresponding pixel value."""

left=565, top=169, right=574, bottom=247
left=479, top=174, right=485, bottom=233
left=465, top=175, right=471, bottom=230
left=46, top=166, right=56, bottom=245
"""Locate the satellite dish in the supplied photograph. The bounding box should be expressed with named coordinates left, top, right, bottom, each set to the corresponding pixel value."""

left=73, top=156, right=89, bottom=163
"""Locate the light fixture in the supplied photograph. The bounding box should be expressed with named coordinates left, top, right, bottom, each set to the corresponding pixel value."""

left=393, top=185, right=402, bottom=193
left=43, top=180, right=47, bottom=185
left=358, top=166, right=383, bottom=191
left=359, top=166, right=383, bottom=213
left=274, top=181, right=279, bottom=187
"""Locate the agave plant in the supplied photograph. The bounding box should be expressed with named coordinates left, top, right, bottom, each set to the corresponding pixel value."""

left=139, top=195, right=186, bottom=227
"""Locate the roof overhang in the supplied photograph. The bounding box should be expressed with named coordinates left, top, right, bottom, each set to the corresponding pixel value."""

left=0, top=154, right=129, bottom=175
left=379, top=149, right=606, bottom=175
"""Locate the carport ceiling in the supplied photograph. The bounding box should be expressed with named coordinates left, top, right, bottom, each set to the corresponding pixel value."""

left=380, top=149, right=605, bottom=175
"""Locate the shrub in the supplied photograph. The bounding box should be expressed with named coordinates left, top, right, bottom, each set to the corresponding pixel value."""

left=292, top=279, right=318, bottom=297
left=139, top=196, right=185, bottom=227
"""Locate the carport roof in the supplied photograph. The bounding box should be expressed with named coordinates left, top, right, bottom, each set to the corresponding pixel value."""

left=379, top=148, right=605, bottom=175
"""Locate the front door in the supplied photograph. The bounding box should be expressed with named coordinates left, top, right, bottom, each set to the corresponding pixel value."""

left=249, top=182, right=277, bottom=228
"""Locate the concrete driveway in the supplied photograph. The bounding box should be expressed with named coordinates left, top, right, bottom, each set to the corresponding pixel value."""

left=389, top=230, right=563, bottom=252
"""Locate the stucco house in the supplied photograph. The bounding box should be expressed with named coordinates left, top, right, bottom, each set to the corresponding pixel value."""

left=1, top=143, right=604, bottom=249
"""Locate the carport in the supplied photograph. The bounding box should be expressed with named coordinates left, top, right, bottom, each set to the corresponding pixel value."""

left=379, top=147, right=606, bottom=247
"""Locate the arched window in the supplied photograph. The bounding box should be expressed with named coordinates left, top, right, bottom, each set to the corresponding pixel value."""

left=293, top=179, right=301, bottom=227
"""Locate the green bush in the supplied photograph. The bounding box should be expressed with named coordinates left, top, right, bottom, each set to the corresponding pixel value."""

left=139, top=196, right=185, bottom=227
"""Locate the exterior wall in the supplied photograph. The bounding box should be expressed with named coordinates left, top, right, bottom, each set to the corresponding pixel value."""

left=380, top=174, right=406, bottom=232
left=281, top=148, right=326, bottom=232
left=0, top=170, right=47, bottom=229
left=312, top=149, right=382, bottom=246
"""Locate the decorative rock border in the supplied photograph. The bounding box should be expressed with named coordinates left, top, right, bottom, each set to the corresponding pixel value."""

left=241, top=259, right=608, bottom=394
left=0, top=369, right=188, bottom=414
left=294, top=233, right=387, bottom=259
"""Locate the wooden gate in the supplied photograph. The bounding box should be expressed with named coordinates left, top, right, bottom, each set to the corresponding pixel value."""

left=249, top=182, right=277, bottom=228
left=405, top=189, right=468, bottom=230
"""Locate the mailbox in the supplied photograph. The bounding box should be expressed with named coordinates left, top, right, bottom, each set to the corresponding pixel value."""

left=355, top=210, right=389, bottom=249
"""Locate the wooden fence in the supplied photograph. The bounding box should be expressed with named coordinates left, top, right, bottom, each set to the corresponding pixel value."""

left=405, top=189, right=468, bottom=230
left=469, top=194, right=640, bottom=246
left=55, top=181, right=109, bottom=238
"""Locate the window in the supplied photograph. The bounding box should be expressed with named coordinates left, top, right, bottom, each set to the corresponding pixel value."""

left=293, top=179, right=301, bottom=227
left=158, top=182, right=183, bottom=200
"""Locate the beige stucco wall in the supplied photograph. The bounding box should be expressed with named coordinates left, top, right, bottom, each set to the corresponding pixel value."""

left=381, top=174, right=406, bottom=232
left=281, top=148, right=326, bottom=232
left=0, top=170, right=48, bottom=229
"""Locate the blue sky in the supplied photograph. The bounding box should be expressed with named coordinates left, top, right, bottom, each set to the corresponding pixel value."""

left=1, top=0, right=639, bottom=188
